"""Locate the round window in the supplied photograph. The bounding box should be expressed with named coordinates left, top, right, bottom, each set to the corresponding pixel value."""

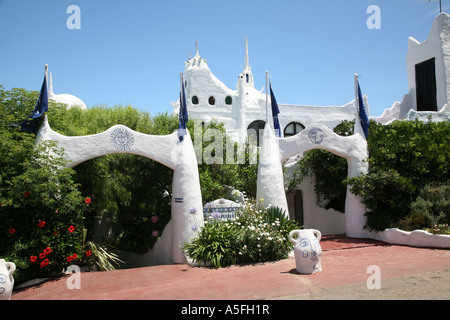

left=225, top=96, right=232, bottom=105
left=208, top=96, right=215, bottom=105
left=192, top=96, right=199, bottom=105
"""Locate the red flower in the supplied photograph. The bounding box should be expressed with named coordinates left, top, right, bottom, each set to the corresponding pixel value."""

left=85, top=250, right=92, bottom=257
left=67, top=253, right=78, bottom=262
left=39, top=252, right=46, bottom=259
left=85, top=197, right=91, bottom=204
left=30, top=256, right=37, bottom=263
left=24, top=191, right=30, bottom=198
left=44, top=247, right=52, bottom=255
left=40, top=258, right=49, bottom=268
left=37, top=220, right=45, bottom=228
left=68, top=225, right=75, bottom=233
left=8, top=228, right=16, bottom=235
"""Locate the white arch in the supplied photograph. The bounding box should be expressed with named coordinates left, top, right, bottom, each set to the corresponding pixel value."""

left=256, top=123, right=370, bottom=238
left=36, top=116, right=204, bottom=264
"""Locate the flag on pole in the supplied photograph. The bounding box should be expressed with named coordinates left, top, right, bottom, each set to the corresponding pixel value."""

left=269, top=81, right=282, bottom=137
left=178, top=73, right=188, bottom=142
left=21, top=73, right=49, bottom=133
left=356, top=80, right=370, bottom=139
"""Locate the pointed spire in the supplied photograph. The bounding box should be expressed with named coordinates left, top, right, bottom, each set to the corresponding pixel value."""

left=245, top=37, right=249, bottom=70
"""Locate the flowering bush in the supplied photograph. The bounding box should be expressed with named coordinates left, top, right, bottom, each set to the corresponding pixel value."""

left=0, top=141, right=87, bottom=284
left=429, top=224, right=449, bottom=235
left=182, top=200, right=300, bottom=268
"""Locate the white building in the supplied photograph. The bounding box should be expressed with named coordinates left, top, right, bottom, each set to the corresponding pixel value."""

left=174, top=39, right=358, bottom=146
left=173, top=13, right=450, bottom=235
left=373, top=12, right=450, bottom=124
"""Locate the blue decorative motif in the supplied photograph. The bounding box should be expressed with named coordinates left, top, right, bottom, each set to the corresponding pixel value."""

left=308, top=128, right=324, bottom=144
left=0, top=273, right=6, bottom=295
left=110, top=128, right=135, bottom=151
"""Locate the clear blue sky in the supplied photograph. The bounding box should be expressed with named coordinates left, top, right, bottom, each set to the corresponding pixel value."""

left=0, top=0, right=448, bottom=117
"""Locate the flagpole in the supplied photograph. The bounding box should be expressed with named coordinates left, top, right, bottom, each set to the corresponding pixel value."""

left=354, top=73, right=362, bottom=137
left=265, top=70, right=269, bottom=124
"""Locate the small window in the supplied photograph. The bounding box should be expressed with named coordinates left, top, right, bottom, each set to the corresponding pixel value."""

left=208, top=96, right=215, bottom=105
left=225, top=96, right=232, bottom=105
left=246, top=74, right=249, bottom=83
left=284, top=122, right=305, bottom=137
left=192, top=96, right=199, bottom=105
left=415, top=58, right=437, bottom=112
left=247, top=120, right=266, bottom=147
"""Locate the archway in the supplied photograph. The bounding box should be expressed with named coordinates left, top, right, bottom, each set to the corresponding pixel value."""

left=36, top=115, right=204, bottom=264
left=74, top=153, right=173, bottom=257
left=256, top=123, right=369, bottom=238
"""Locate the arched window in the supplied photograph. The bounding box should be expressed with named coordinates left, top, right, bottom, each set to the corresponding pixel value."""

left=208, top=96, right=215, bottom=105
left=247, top=120, right=266, bottom=147
left=284, top=122, right=305, bottom=137
left=225, top=96, right=232, bottom=105
left=192, top=96, right=199, bottom=105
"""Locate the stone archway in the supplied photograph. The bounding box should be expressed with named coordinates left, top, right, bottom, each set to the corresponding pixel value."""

left=256, top=123, right=369, bottom=238
left=36, top=116, right=203, bottom=264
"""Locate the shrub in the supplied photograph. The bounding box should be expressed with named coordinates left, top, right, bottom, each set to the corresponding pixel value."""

left=234, top=202, right=299, bottom=264
left=399, top=181, right=450, bottom=231
left=182, top=218, right=241, bottom=268
left=0, top=141, right=87, bottom=284
left=182, top=202, right=300, bottom=268
left=348, top=120, right=450, bottom=231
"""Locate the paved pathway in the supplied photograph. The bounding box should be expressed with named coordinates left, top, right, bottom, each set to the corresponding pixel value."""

left=11, top=235, right=450, bottom=300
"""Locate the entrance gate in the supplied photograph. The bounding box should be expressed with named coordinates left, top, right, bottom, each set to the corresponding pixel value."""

left=256, top=123, right=370, bottom=238
left=36, top=116, right=204, bottom=264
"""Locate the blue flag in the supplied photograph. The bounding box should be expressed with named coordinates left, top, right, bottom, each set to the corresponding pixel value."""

left=21, top=74, right=48, bottom=133
left=178, top=75, right=188, bottom=141
left=269, top=82, right=282, bottom=137
left=357, top=82, right=370, bottom=139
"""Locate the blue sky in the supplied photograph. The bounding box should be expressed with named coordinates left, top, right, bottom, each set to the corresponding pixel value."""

left=0, top=0, right=448, bottom=117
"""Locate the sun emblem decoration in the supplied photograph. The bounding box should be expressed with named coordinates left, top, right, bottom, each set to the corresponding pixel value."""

left=110, top=128, right=135, bottom=151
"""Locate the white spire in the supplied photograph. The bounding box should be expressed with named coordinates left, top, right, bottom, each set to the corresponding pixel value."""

left=245, top=37, right=249, bottom=69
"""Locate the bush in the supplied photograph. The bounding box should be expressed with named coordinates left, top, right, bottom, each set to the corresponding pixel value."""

left=399, top=182, right=450, bottom=231
left=182, top=202, right=300, bottom=268
left=348, top=120, right=450, bottom=231
left=0, top=141, right=87, bottom=284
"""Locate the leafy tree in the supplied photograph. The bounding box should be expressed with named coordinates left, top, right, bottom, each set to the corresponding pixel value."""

left=0, top=86, right=86, bottom=283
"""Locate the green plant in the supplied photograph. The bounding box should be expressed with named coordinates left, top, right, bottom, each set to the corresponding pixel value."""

left=182, top=202, right=300, bottom=268
left=0, top=141, right=87, bottom=284
left=182, top=218, right=240, bottom=268
left=399, top=181, right=450, bottom=231
left=83, top=241, right=123, bottom=271
left=428, top=224, right=449, bottom=235
left=348, top=120, right=450, bottom=231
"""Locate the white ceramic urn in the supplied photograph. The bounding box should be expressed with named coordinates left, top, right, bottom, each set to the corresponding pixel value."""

left=0, top=259, right=16, bottom=300
left=289, top=229, right=322, bottom=274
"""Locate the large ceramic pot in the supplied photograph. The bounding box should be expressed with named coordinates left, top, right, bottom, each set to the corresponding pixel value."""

left=0, top=259, right=16, bottom=300
left=289, top=229, right=322, bottom=274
